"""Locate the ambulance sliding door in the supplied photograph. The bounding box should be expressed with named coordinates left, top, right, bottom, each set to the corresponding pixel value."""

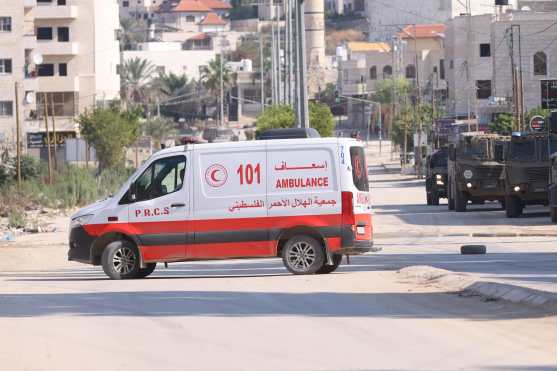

left=267, top=143, right=342, bottom=248
left=191, top=143, right=272, bottom=259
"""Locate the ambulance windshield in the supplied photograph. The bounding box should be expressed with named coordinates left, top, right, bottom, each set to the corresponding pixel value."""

left=350, top=146, right=369, bottom=192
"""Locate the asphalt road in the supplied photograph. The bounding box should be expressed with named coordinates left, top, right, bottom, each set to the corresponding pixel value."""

left=1, top=144, right=557, bottom=371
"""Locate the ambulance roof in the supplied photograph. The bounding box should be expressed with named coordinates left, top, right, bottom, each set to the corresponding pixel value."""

left=153, top=137, right=360, bottom=157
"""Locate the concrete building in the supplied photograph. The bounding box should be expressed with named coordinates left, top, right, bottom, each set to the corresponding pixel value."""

left=0, top=0, right=121, bottom=158
left=157, top=0, right=231, bottom=33
left=119, top=0, right=164, bottom=20
left=365, top=0, right=517, bottom=41
left=445, top=10, right=557, bottom=125
left=123, top=42, right=216, bottom=80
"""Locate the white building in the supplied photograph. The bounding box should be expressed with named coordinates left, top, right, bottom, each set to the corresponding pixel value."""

left=156, top=0, right=231, bottom=33
left=365, top=0, right=517, bottom=41
left=123, top=42, right=216, bottom=80
left=445, top=10, right=557, bottom=124
left=119, top=0, right=164, bottom=20
left=0, top=0, right=121, bottom=157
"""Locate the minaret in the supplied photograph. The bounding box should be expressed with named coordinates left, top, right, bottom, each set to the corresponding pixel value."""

left=305, top=0, right=326, bottom=96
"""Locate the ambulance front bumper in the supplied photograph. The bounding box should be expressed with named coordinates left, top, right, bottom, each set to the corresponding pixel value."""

left=68, top=226, right=95, bottom=264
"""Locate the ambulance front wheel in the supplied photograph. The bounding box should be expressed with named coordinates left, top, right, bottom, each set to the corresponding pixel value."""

left=282, top=235, right=326, bottom=275
left=101, top=240, right=141, bottom=280
left=136, top=263, right=157, bottom=279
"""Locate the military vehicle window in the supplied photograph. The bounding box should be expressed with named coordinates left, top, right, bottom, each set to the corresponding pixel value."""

left=494, top=142, right=506, bottom=162
left=509, top=141, right=536, bottom=161
left=430, top=149, right=448, bottom=168
left=462, top=138, right=488, bottom=160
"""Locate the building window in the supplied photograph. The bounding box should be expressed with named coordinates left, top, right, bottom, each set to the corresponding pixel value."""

left=0, top=17, right=12, bottom=32
left=369, top=66, right=377, bottom=80
left=450, top=60, right=454, bottom=69
left=476, top=80, right=492, bottom=100
left=0, top=59, right=12, bottom=74
left=58, top=27, right=70, bottom=42
left=37, top=92, right=77, bottom=117
left=439, top=59, right=445, bottom=80
left=479, top=43, right=491, bottom=57
left=37, top=27, right=53, bottom=40
left=534, top=51, right=547, bottom=76
left=58, top=0, right=67, bottom=4
left=186, top=15, right=195, bottom=22
left=405, top=64, right=416, bottom=79
left=123, top=1, right=129, bottom=7
left=59, top=63, right=67, bottom=76
left=382, top=65, right=392, bottom=78
left=0, top=101, right=13, bottom=117
left=37, top=64, right=55, bottom=76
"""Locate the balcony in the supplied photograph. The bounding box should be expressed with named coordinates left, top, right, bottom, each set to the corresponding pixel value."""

left=37, top=76, right=79, bottom=92
left=35, top=4, right=78, bottom=19
left=24, top=0, right=36, bottom=8
left=23, top=77, right=39, bottom=91
left=37, top=41, right=79, bottom=56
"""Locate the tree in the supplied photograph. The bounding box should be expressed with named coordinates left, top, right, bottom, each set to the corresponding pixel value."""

left=524, top=107, right=550, bottom=130
left=489, top=113, right=514, bottom=135
left=119, top=18, right=148, bottom=51
left=78, top=106, right=141, bottom=171
left=373, top=77, right=411, bottom=136
left=391, top=105, right=414, bottom=151
left=143, top=117, right=178, bottom=149
left=152, top=71, right=200, bottom=119
left=200, top=55, right=233, bottom=121
left=255, top=103, right=335, bottom=137
left=121, top=57, right=156, bottom=107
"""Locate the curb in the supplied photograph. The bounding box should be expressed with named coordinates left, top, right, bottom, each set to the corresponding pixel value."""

left=374, top=232, right=557, bottom=239
left=398, top=265, right=557, bottom=308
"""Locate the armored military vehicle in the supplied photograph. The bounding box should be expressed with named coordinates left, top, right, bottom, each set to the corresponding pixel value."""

left=447, top=132, right=509, bottom=212
left=550, top=153, right=557, bottom=222
left=502, top=132, right=557, bottom=218
left=425, top=147, right=448, bottom=205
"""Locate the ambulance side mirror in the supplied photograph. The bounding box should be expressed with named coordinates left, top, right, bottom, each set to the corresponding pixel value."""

left=128, top=182, right=137, bottom=202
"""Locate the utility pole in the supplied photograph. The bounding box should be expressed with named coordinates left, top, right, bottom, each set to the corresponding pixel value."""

left=276, top=3, right=282, bottom=104
left=413, top=24, right=423, bottom=179
left=508, top=26, right=520, bottom=132
left=286, top=0, right=293, bottom=105
left=294, top=0, right=301, bottom=125
left=270, top=3, right=277, bottom=105
left=296, top=0, right=309, bottom=128
left=14, top=82, right=21, bottom=187
left=220, top=34, right=225, bottom=126
left=259, top=30, right=265, bottom=111
left=50, top=93, right=58, bottom=171
left=43, top=93, right=53, bottom=184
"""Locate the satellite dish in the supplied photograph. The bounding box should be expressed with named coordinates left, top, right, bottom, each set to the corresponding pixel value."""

left=31, top=52, right=43, bottom=65
left=24, top=92, right=35, bottom=105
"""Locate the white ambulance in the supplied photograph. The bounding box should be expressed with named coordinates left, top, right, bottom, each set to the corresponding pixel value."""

left=68, top=138, right=376, bottom=279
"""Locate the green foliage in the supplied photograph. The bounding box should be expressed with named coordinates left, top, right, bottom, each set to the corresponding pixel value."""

left=119, top=18, right=148, bottom=51
left=121, top=57, right=156, bottom=106
left=245, top=130, right=255, bottom=140
left=8, top=209, right=26, bottom=229
left=78, top=106, right=141, bottom=171
left=143, top=117, right=178, bottom=149
left=524, top=107, right=550, bottom=130
left=374, top=77, right=411, bottom=105
left=391, top=106, right=414, bottom=150
left=153, top=71, right=200, bottom=119
left=0, top=162, right=11, bottom=187
left=318, top=83, right=338, bottom=108
left=8, top=155, right=41, bottom=180
left=200, top=55, right=233, bottom=96
left=489, top=113, right=514, bottom=135
left=255, top=103, right=335, bottom=137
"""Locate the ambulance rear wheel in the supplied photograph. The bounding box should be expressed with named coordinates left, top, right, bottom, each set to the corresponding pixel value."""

left=101, top=240, right=141, bottom=280
left=550, top=207, right=557, bottom=223
left=136, top=263, right=157, bottom=279
left=282, top=235, right=326, bottom=275
left=316, top=254, right=343, bottom=274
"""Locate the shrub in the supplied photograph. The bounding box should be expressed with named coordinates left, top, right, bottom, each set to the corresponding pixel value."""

left=8, top=209, right=26, bottom=229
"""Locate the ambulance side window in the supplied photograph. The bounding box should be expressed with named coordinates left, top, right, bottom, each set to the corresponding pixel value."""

left=134, top=156, right=186, bottom=202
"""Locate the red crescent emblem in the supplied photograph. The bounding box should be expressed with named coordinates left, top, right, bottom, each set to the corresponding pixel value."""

left=205, top=164, right=228, bottom=187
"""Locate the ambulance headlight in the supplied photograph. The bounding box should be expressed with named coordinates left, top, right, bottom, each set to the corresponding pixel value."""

left=71, top=214, right=93, bottom=229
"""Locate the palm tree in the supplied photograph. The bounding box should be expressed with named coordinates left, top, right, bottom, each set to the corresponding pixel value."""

left=120, top=57, right=156, bottom=107
left=200, top=55, right=233, bottom=122
left=152, top=71, right=201, bottom=120
left=119, top=18, right=148, bottom=51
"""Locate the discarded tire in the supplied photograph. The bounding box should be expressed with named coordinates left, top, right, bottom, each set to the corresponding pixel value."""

left=461, top=245, right=487, bottom=255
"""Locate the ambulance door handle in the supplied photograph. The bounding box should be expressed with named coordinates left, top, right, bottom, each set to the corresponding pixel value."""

left=171, top=203, right=185, bottom=208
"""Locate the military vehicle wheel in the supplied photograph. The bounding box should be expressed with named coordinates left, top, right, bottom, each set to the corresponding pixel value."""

left=448, top=182, right=455, bottom=210
left=551, top=207, right=557, bottom=223
left=500, top=199, right=506, bottom=210
left=431, top=193, right=440, bottom=206
left=505, top=195, right=523, bottom=218
left=454, top=190, right=467, bottom=212
left=426, top=193, right=433, bottom=205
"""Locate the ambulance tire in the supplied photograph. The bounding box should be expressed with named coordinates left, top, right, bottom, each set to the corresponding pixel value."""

left=316, top=254, right=343, bottom=274
left=136, top=263, right=157, bottom=279
left=101, top=240, right=141, bottom=280
left=282, top=235, right=326, bottom=275
left=551, top=207, right=557, bottom=223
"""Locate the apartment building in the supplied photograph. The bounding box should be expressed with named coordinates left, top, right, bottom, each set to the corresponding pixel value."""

left=445, top=10, right=557, bottom=124
left=119, top=0, right=164, bottom=20
left=157, top=0, right=231, bottom=33
left=0, top=0, right=121, bottom=158
left=365, top=0, right=517, bottom=41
